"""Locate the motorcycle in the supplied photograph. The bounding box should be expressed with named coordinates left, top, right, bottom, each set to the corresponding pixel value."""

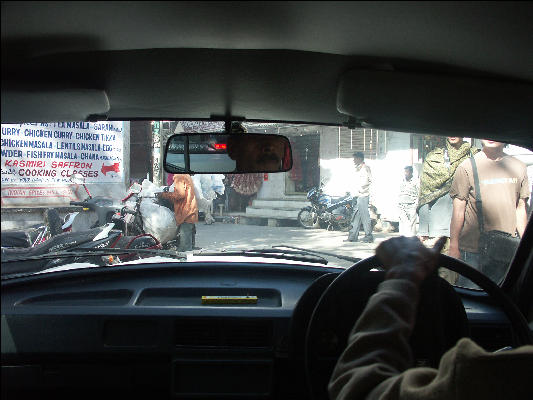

left=297, top=184, right=355, bottom=231
left=111, top=181, right=181, bottom=250
left=1, top=220, right=162, bottom=275
left=1, top=174, right=124, bottom=250
left=68, top=173, right=124, bottom=230
left=1, top=208, right=67, bottom=249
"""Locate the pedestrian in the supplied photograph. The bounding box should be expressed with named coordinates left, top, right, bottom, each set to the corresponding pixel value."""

left=449, top=140, right=530, bottom=287
left=329, top=236, right=533, bottom=400
left=398, top=166, right=418, bottom=236
left=157, top=174, right=198, bottom=251
left=417, top=137, right=478, bottom=249
left=345, top=152, right=373, bottom=243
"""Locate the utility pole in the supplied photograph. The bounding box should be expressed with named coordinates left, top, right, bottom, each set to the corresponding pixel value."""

left=159, top=121, right=172, bottom=185
left=151, top=121, right=161, bottom=184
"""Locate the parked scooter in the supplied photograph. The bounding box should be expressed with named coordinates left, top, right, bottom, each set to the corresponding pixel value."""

left=297, top=184, right=355, bottom=231
left=1, top=174, right=122, bottom=249
left=1, top=208, right=65, bottom=249
left=68, top=173, right=124, bottom=230
left=1, top=220, right=162, bottom=275
left=111, top=182, right=144, bottom=236
left=298, top=184, right=381, bottom=232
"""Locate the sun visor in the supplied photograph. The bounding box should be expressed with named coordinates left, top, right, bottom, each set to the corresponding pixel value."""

left=1, top=89, right=110, bottom=123
left=337, top=70, right=533, bottom=144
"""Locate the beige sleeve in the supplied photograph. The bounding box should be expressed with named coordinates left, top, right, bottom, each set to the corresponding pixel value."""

left=329, top=276, right=533, bottom=400
left=328, top=279, right=455, bottom=400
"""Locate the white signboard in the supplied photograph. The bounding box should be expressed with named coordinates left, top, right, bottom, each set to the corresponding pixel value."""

left=1, top=122, right=124, bottom=185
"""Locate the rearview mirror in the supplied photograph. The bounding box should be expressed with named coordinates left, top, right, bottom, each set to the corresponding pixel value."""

left=164, top=133, right=292, bottom=174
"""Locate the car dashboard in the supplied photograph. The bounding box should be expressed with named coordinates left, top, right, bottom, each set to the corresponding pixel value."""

left=1, top=262, right=516, bottom=400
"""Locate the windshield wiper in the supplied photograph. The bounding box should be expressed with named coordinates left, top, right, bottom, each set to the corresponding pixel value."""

left=272, top=245, right=362, bottom=263
left=194, top=248, right=328, bottom=265
left=1, top=247, right=187, bottom=263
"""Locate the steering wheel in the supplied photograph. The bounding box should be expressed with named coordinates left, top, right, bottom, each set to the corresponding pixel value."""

left=304, top=254, right=532, bottom=400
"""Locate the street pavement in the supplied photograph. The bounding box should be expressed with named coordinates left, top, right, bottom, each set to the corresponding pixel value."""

left=195, top=221, right=400, bottom=268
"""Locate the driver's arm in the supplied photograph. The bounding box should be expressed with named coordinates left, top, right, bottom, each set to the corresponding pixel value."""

left=329, top=237, right=449, bottom=400
left=328, top=278, right=441, bottom=400
left=328, top=237, right=533, bottom=400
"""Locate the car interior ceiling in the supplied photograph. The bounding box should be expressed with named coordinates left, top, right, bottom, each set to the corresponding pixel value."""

left=3, top=49, right=532, bottom=147
left=2, top=2, right=533, bottom=400
left=2, top=3, right=533, bottom=143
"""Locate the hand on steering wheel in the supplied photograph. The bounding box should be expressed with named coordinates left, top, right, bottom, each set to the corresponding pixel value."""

left=304, top=251, right=532, bottom=400
left=376, top=236, right=447, bottom=286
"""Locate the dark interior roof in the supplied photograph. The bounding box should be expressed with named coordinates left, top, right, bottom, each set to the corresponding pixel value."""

left=3, top=1, right=533, bottom=80
left=2, top=2, right=533, bottom=144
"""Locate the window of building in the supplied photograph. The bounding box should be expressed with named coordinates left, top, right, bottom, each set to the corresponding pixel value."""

left=338, top=128, right=387, bottom=159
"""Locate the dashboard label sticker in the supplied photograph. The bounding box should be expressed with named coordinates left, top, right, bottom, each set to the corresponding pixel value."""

left=201, top=296, right=258, bottom=305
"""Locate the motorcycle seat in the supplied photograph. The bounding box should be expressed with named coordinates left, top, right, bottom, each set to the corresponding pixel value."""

left=1, top=224, right=46, bottom=248
left=1, top=230, right=32, bottom=248
left=329, top=195, right=351, bottom=204
left=1, top=228, right=106, bottom=261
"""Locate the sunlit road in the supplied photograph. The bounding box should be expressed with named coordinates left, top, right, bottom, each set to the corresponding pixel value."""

left=195, top=222, right=400, bottom=268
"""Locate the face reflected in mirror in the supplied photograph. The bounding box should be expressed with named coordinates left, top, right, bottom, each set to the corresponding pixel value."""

left=227, top=134, right=290, bottom=172
left=164, top=133, right=292, bottom=173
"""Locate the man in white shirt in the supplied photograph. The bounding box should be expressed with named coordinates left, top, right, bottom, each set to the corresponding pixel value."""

left=398, top=166, right=419, bottom=236
left=345, top=152, right=373, bottom=243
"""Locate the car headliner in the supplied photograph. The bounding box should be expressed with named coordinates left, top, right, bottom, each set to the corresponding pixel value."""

left=2, top=2, right=533, bottom=145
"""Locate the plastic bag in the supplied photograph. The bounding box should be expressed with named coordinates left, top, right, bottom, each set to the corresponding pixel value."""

left=140, top=199, right=177, bottom=244
left=139, top=179, right=177, bottom=243
left=141, top=179, right=162, bottom=198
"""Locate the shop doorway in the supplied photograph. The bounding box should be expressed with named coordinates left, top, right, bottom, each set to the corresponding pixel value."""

left=286, top=134, right=320, bottom=194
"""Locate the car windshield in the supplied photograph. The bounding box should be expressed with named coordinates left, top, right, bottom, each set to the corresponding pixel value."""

left=1, top=121, right=531, bottom=288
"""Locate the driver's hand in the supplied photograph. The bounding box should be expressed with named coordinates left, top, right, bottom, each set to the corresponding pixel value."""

left=376, top=236, right=447, bottom=286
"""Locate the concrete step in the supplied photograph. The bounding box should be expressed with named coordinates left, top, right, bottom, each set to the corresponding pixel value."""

left=251, top=199, right=310, bottom=210
left=245, top=207, right=300, bottom=219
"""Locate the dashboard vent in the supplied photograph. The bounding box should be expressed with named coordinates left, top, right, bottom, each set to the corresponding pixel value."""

left=174, top=319, right=273, bottom=348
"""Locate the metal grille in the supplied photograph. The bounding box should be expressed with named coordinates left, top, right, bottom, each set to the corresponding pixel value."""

left=338, top=128, right=385, bottom=159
